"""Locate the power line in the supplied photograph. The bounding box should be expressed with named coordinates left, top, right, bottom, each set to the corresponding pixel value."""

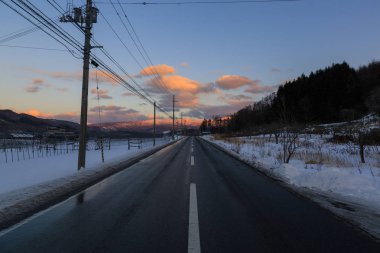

left=16, top=0, right=83, bottom=50
left=0, top=0, right=83, bottom=58
left=0, top=44, right=68, bottom=51
left=114, top=0, right=174, bottom=95
left=0, top=26, right=39, bottom=44
left=97, top=0, right=301, bottom=5
left=99, top=12, right=145, bottom=70
left=45, top=0, right=161, bottom=104
left=44, top=2, right=171, bottom=114
left=2, top=0, right=173, bottom=118
left=104, top=1, right=173, bottom=95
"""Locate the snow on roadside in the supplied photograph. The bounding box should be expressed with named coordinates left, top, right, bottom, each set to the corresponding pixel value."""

left=0, top=138, right=169, bottom=195
left=0, top=138, right=183, bottom=230
left=202, top=134, right=380, bottom=238
left=202, top=135, right=380, bottom=206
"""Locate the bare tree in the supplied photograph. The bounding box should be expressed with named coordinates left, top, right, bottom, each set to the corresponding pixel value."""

left=282, top=129, right=299, bottom=163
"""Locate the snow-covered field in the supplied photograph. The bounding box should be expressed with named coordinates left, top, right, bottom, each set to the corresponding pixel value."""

left=202, top=134, right=380, bottom=238
left=0, top=137, right=171, bottom=195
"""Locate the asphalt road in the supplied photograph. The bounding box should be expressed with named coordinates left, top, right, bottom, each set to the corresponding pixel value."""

left=0, top=137, right=379, bottom=253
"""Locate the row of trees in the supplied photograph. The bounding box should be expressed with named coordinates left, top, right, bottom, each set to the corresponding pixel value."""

left=200, top=61, right=380, bottom=133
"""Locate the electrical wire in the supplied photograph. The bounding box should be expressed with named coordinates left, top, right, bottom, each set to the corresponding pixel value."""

left=0, top=26, right=40, bottom=44
left=0, top=44, right=67, bottom=51
left=44, top=1, right=174, bottom=113
left=114, top=0, right=174, bottom=95
left=97, top=0, right=301, bottom=5
left=44, top=1, right=172, bottom=116
left=3, top=0, right=173, bottom=118
left=0, top=0, right=82, bottom=58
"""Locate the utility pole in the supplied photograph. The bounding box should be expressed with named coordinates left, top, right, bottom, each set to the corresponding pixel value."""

left=153, top=101, right=156, bottom=147
left=78, top=0, right=96, bottom=170
left=61, top=1, right=98, bottom=170
left=172, top=95, right=175, bottom=140
left=181, top=112, right=183, bottom=135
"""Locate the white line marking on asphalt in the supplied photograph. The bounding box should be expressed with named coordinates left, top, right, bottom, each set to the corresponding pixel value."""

left=191, top=156, right=194, bottom=166
left=191, top=147, right=194, bottom=153
left=0, top=190, right=80, bottom=237
left=188, top=183, right=201, bottom=253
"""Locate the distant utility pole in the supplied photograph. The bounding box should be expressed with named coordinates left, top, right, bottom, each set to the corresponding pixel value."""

left=181, top=112, right=183, bottom=134
left=61, top=1, right=98, bottom=170
left=172, top=95, right=175, bottom=140
left=153, top=101, right=156, bottom=147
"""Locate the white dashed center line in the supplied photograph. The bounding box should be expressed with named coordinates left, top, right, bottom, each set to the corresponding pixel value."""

left=188, top=183, right=201, bottom=253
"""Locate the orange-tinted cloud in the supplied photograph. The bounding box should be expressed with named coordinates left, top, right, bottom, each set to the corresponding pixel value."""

left=148, top=75, right=200, bottom=93
left=23, top=109, right=78, bottom=121
left=215, top=75, right=257, bottom=90
left=24, top=109, right=50, bottom=118
left=140, top=64, right=175, bottom=77
left=158, top=92, right=199, bottom=109
left=176, top=92, right=199, bottom=108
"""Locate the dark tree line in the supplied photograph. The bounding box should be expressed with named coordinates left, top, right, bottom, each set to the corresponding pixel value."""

left=201, top=61, right=380, bottom=133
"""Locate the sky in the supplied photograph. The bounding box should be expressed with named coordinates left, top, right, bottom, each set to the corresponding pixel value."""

left=0, top=0, right=380, bottom=127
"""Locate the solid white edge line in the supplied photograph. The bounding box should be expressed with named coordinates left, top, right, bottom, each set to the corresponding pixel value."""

left=188, top=183, right=201, bottom=253
left=0, top=190, right=81, bottom=237
left=191, top=156, right=194, bottom=166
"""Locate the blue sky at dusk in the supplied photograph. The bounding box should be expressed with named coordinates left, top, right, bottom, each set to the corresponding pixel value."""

left=0, top=0, right=379, bottom=126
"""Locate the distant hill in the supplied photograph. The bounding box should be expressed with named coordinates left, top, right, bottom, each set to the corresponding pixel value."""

left=0, top=110, right=172, bottom=137
left=0, top=109, right=79, bottom=133
left=90, top=121, right=171, bottom=133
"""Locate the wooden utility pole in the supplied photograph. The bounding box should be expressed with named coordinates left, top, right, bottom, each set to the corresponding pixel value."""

left=78, top=0, right=95, bottom=170
left=153, top=101, right=156, bottom=147
left=181, top=112, right=183, bottom=135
